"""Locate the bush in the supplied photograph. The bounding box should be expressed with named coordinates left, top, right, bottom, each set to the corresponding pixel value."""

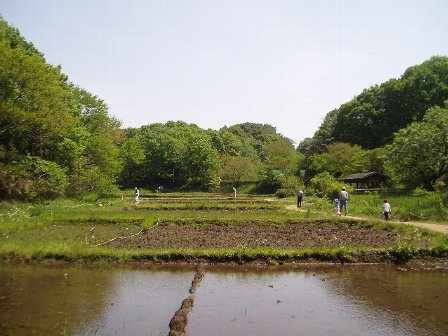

left=275, top=189, right=295, bottom=198
left=82, top=193, right=99, bottom=203
left=29, top=204, right=46, bottom=217
left=69, top=166, right=118, bottom=196
left=0, top=155, right=68, bottom=200
left=255, top=169, right=302, bottom=195
left=309, top=172, right=345, bottom=199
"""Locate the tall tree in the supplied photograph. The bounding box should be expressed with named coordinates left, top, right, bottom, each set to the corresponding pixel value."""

left=308, top=56, right=448, bottom=149
left=386, top=103, right=448, bottom=190
left=124, top=122, right=221, bottom=190
left=0, top=39, right=77, bottom=159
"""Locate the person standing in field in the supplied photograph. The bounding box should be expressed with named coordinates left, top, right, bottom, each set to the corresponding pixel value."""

left=134, top=187, right=140, bottom=204
left=297, top=189, right=304, bottom=208
left=338, top=187, right=349, bottom=216
left=383, top=199, right=391, bottom=221
left=232, top=187, right=237, bottom=198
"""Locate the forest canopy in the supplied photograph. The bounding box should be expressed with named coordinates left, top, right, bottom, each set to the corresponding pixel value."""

left=1, top=16, right=448, bottom=199
left=299, top=56, right=448, bottom=153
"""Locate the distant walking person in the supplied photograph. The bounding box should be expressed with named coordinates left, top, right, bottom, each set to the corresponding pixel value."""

left=232, top=187, right=237, bottom=198
left=334, top=198, right=340, bottom=215
left=297, top=189, right=304, bottom=208
left=383, top=199, right=391, bottom=221
left=134, top=187, right=140, bottom=204
left=338, top=187, right=349, bottom=216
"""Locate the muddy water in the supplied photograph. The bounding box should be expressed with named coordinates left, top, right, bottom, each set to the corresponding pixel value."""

left=188, top=265, right=448, bottom=336
left=1, top=264, right=447, bottom=336
left=0, top=264, right=194, bottom=336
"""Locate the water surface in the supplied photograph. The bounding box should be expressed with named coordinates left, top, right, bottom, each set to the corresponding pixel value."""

left=1, top=264, right=447, bottom=336
left=188, top=265, right=448, bottom=336
left=0, top=264, right=193, bottom=336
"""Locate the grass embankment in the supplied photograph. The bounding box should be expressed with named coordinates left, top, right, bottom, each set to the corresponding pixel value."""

left=0, top=195, right=447, bottom=264
left=344, top=193, right=448, bottom=222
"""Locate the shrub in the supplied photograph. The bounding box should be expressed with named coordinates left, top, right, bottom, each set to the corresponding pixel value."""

left=275, top=188, right=295, bottom=198
left=255, top=169, right=302, bottom=195
left=309, top=172, right=345, bottom=199
left=0, top=155, right=68, bottom=200
left=29, top=204, right=46, bottom=217
left=82, top=193, right=99, bottom=203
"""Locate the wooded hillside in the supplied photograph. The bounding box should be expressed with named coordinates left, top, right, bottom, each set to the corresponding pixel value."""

left=299, top=56, right=448, bottom=152
left=0, top=17, right=300, bottom=199
left=1, top=16, right=447, bottom=199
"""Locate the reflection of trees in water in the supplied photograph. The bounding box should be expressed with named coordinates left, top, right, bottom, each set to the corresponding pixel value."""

left=320, top=266, right=448, bottom=335
left=0, top=265, right=113, bottom=335
left=1, top=265, right=194, bottom=336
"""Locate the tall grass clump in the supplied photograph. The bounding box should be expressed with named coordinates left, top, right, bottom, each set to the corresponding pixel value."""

left=348, top=190, right=447, bottom=222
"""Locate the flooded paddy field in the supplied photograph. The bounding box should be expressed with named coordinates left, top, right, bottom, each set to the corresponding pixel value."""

left=189, top=265, right=448, bottom=336
left=0, top=264, right=194, bottom=336
left=1, top=264, right=447, bottom=336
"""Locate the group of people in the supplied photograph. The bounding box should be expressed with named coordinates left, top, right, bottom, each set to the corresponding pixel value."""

left=333, top=187, right=349, bottom=216
left=299, top=187, right=392, bottom=221
left=135, top=185, right=392, bottom=221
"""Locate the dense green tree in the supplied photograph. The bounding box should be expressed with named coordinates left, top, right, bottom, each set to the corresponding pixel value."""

left=0, top=15, right=42, bottom=57
left=209, top=128, right=258, bottom=159
left=0, top=17, right=123, bottom=198
left=63, top=87, right=122, bottom=194
left=309, top=171, right=345, bottom=199
left=309, top=142, right=366, bottom=177
left=386, top=103, right=448, bottom=190
left=307, top=56, right=448, bottom=149
left=185, top=133, right=221, bottom=189
left=228, top=122, right=293, bottom=160
left=264, top=139, right=299, bottom=172
left=123, top=122, right=221, bottom=190
left=0, top=39, right=77, bottom=159
left=220, top=155, right=261, bottom=187
left=0, top=151, right=68, bottom=200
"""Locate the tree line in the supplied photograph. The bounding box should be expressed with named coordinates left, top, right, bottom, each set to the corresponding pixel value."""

left=1, top=16, right=447, bottom=200
left=0, top=17, right=301, bottom=200
left=298, top=56, right=448, bottom=194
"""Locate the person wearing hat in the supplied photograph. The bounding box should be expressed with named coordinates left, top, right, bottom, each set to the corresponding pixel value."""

left=382, top=199, right=391, bottom=221
left=338, top=187, right=349, bottom=216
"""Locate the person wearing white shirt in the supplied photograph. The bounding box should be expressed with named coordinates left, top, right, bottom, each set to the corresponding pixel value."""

left=338, top=187, right=349, bottom=216
left=382, top=199, right=391, bottom=221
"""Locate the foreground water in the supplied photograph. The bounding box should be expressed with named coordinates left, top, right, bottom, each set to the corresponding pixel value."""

left=0, top=264, right=447, bottom=336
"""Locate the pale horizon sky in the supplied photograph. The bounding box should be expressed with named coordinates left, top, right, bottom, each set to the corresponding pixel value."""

left=1, top=0, right=447, bottom=145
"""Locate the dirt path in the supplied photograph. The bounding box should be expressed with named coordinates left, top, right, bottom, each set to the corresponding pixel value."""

left=285, top=205, right=448, bottom=234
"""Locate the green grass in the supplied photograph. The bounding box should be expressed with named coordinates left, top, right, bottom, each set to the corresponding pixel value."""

left=347, top=193, right=447, bottom=222
left=0, top=194, right=447, bottom=264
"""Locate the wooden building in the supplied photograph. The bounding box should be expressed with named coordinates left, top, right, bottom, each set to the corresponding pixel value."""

left=339, top=172, right=388, bottom=192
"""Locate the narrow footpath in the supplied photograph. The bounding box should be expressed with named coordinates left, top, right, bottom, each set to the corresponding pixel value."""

left=286, top=204, right=448, bottom=234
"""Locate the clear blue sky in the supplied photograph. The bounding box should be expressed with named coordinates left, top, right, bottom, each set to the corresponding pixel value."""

left=2, top=0, right=447, bottom=145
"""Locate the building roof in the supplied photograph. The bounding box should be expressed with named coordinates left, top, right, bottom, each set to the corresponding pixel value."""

left=339, top=172, right=388, bottom=182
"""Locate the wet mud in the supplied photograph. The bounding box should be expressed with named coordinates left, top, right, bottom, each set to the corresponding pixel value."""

left=169, top=265, right=204, bottom=336
left=105, top=222, right=407, bottom=249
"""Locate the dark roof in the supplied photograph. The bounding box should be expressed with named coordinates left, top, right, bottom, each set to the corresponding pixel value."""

left=339, top=172, right=388, bottom=182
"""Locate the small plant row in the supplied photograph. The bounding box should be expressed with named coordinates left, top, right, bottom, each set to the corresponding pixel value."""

left=131, top=203, right=281, bottom=211
left=2, top=244, right=447, bottom=264
left=139, top=197, right=271, bottom=204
